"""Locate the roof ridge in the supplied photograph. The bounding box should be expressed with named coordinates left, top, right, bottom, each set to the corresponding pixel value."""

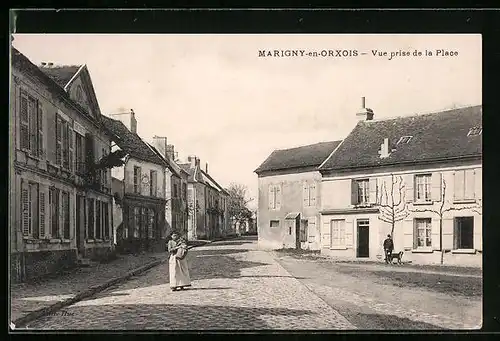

left=273, top=139, right=342, bottom=152
left=362, top=104, right=482, bottom=123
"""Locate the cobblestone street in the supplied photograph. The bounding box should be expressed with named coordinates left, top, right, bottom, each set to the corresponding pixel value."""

left=24, top=237, right=355, bottom=330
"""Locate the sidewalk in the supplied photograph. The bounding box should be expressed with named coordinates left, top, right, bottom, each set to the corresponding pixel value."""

left=10, top=251, right=170, bottom=327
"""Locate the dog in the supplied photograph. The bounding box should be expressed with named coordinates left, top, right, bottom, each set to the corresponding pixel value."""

left=387, top=251, right=404, bottom=264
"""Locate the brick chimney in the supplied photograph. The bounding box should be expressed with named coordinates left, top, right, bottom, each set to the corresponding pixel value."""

left=378, top=138, right=390, bottom=158
left=188, top=155, right=198, bottom=168
left=356, top=97, right=374, bottom=121
left=111, top=109, right=137, bottom=134
left=166, top=144, right=175, bottom=161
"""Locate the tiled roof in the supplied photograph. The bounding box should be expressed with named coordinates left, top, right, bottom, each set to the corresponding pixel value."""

left=320, top=105, right=482, bottom=171
left=100, top=115, right=167, bottom=166
left=11, top=47, right=95, bottom=121
left=179, top=163, right=204, bottom=183
left=39, top=65, right=81, bottom=89
left=254, top=140, right=343, bottom=174
left=146, top=143, right=181, bottom=177
left=200, top=170, right=229, bottom=196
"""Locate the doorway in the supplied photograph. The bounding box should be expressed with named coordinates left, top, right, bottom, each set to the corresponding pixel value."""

left=76, top=195, right=85, bottom=256
left=295, top=215, right=301, bottom=250
left=357, top=219, right=370, bottom=258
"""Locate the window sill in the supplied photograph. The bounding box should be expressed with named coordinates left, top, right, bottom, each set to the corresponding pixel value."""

left=25, top=153, right=44, bottom=162
left=411, top=248, right=434, bottom=253
left=353, top=203, right=374, bottom=208
left=86, top=239, right=95, bottom=243
left=61, top=239, right=71, bottom=244
left=453, top=199, right=477, bottom=204
left=49, top=238, right=62, bottom=244
left=452, top=249, right=476, bottom=254
left=330, top=246, right=348, bottom=250
left=412, top=201, right=434, bottom=206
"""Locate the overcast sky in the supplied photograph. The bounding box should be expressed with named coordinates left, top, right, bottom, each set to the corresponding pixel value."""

left=12, top=34, right=481, bottom=210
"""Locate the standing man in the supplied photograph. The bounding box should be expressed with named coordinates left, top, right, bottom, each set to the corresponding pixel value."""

left=383, top=234, right=394, bottom=264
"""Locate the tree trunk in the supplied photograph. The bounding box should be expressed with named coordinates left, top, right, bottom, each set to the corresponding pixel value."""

left=440, top=218, right=444, bottom=265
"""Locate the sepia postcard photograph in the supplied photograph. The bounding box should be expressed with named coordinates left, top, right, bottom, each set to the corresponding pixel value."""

left=9, top=32, right=482, bottom=331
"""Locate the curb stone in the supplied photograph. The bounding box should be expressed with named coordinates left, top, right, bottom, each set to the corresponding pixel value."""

left=11, top=239, right=216, bottom=329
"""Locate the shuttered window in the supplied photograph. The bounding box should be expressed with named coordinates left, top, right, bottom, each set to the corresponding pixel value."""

left=454, top=217, right=474, bottom=249
left=269, top=184, right=281, bottom=210
left=96, top=200, right=102, bottom=239
left=39, top=190, right=46, bottom=238
left=56, top=116, right=62, bottom=165
left=134, top=166, right=141, bottom=194
left=87, top=198, right=95, bottom=239
left=21, top=180, right=31, bottom=236
left=415, top=218, right=432, bottom=248
left=62, top=191, right=70, bottom=239
left=75, top=133, right=85, bottom=174
left=454, top=169, right=476, bottom=201
left=50, top=187, right=60, bottom=238
left=415, top=174, right=432, bottom=202
left=19, top=91, right=44, bottom=157
left=330, top=219, right=346, bottom=247
left=103, top=202, right=110, bottom=239
left=150, top=170, right=157, bottom=196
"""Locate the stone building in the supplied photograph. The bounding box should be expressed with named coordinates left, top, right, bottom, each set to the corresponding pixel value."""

left=180, top=157, right=229, bottom=240
left=10, top=47, right=114, bottom=282
left=101, top=111, right=167, bottom=254
left=319, top=102, right=482, bottom=266
left=254, top=140, right=342, bottom=250
left=150, top=136, right=190, bottom=238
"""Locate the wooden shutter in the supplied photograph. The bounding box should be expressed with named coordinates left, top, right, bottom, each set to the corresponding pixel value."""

left=56, top=116, right=62, bottom=166
left=68, top=128, right=74, bottom=173
left=275, top=184, right=281, bottom=210
left=96, top=200, right=101, bottom=239
left=404, top=174, right=414, bottom=203
left=475, top=168, right=482, bottom=201
left=37, top=102, right=44, bottom=157
left=151, top=171, right=157, bottom=196
left=39, top=187, right=47, bottom=238
left=85, top=133, right=95, bottom=169
left=402, top=217, right=413, bottom=250
left=344, top=219, right=353, bottom=247
left=321, top=218, right=331, bottom=248
left=473, top=215, right=482, bottom=251
left=453, top=171, right=465, bottom=201
left=351, top=180, right=359, bottom=205
left=464, top=169, right=475, bottom=200
left=431, top=173, right=442, bottom=202
left=330, top=220, right=338, bottom=246
left=308, top=216, right=317, bottom=242
left=431, top=218, right=440, bottom=250
left=303, top=182, right=309, bottom=207
left=310, top=183, right=316, bottom=207
left=20, top=92, right=30, bottom=150
left=21, top=180, right=31, bottom=236
left=28, top=98, right=37, bottom=153
left=442, top=217, right=454, bottom=251
left=369, top=178, right=377, bottom=204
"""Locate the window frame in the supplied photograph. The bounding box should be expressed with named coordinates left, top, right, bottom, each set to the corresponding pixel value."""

left=356, top=179, right=370, bottom=205
left=330, top=219, right=346, bottom=249
left=414, top=218, right=432, bottom=249
left=454, top=216, right=474, bottom=250
left=415, top=174, right=432, bottom=203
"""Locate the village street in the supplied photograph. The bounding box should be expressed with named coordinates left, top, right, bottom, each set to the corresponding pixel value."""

left=23, top=236, right=481, bottom=330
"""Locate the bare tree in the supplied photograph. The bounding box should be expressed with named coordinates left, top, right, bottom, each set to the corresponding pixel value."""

left=226, top=183, right=254, bottom=231
left=377, top=174, right=410, bottom=239
left=410, top=178, right=482, bottom=264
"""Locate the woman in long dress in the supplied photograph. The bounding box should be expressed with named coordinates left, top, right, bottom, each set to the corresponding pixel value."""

left=167, top=231, right=191, bottom=292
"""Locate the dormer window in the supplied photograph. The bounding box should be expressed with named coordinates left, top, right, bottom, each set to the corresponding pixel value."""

left=397, top=136, right=413, bottom=145
left=467, top=126, right=482, bottom=137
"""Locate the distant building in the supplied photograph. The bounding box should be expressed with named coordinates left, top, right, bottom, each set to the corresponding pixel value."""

left=180, top=157, right=229, bottom=240
left=10, top=48, right=114, bottom=281
left=150, top=136, right=190, bottom=239
left=318, top=101, right=482, bottom=266
left=101, top=111, right=167, bottom=254
left=254, top=140, right=342, bottom=250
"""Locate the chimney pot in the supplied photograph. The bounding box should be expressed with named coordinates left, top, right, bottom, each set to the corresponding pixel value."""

left=361, top=96, right=366, bottom=109
left=48, top=62, right=53, bottom=67
left=206, top=162, right=208, bottom=173
left=41, top=62, right=47, bottom=66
